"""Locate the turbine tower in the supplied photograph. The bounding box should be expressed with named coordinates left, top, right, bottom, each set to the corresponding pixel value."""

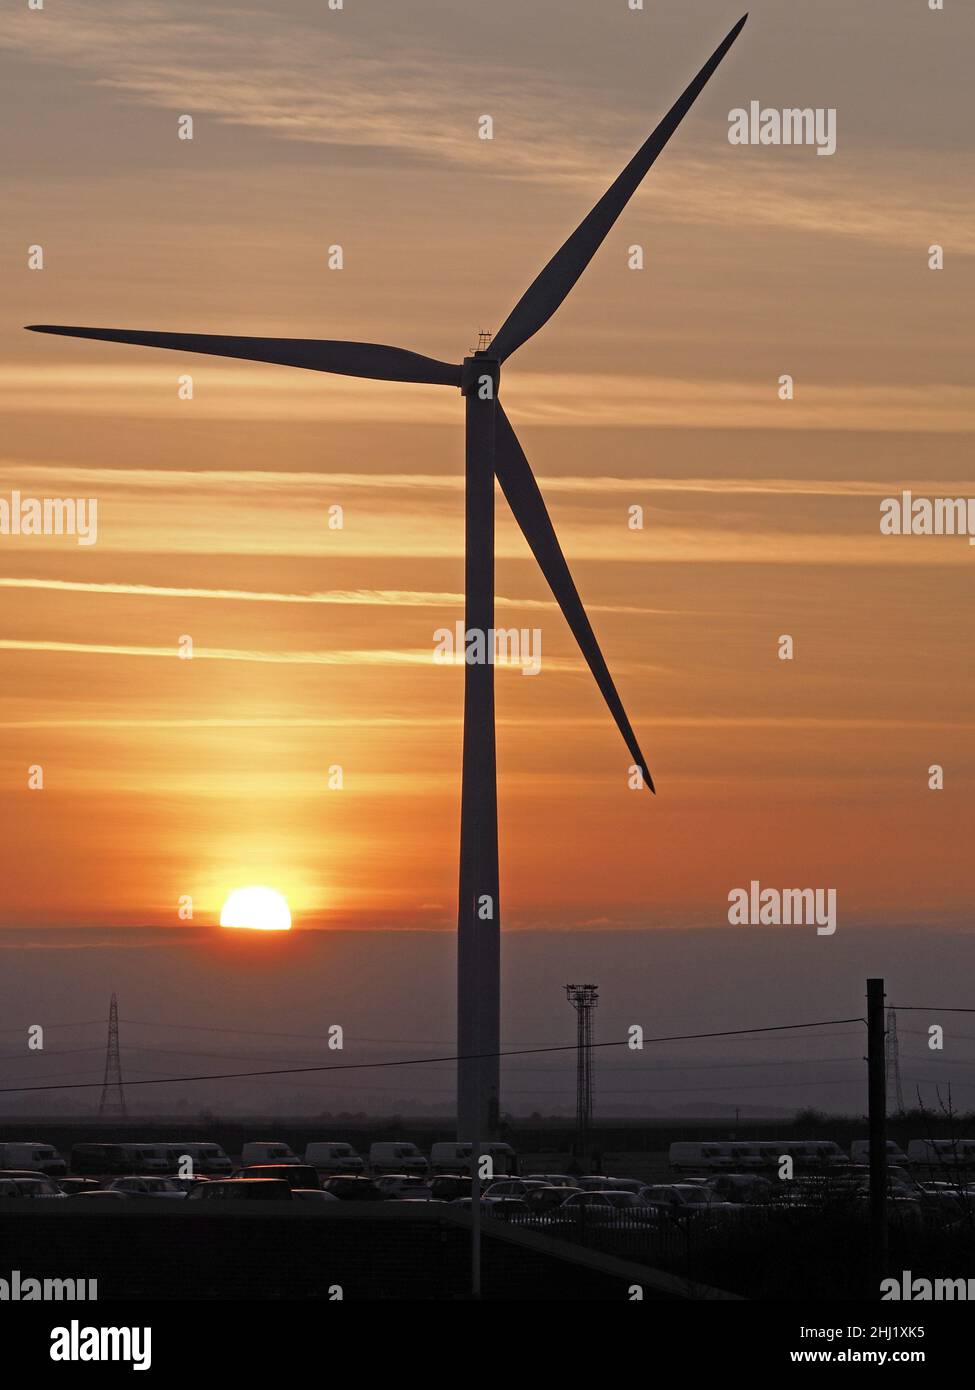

left=26, top=17, right=748, bottom=1140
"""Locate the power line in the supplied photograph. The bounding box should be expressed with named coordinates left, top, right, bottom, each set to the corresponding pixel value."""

left=121, top=1020, right=459, bottom=1045
left=889, top=1006, right=975, bottom=1014
left=0, top=1046, right=104, bottom=1061
left=0, top=1021, right=104, bottom=1036
left=0, top=1017, right=865, bottom=1096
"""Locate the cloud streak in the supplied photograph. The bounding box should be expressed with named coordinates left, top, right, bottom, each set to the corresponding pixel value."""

left=0, top=638, right=602, bottom=673
left=2, top=0, right=972, bottom=255
left=4, top=366, right=974, bottom=430
left=0, top=576, right=685, bottom=617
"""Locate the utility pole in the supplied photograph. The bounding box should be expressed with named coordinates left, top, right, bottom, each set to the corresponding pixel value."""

left=470, top=1138, right=481, bottom=1300
left=565, top=984, right=598, bottom=1165
left=867, top=978, right=888, bottom=1290
left=98, top=992, right=127, bottom=1119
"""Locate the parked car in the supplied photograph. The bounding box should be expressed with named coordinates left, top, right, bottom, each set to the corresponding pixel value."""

left=524, top=1185, right=578, bottom=1213
left=707, top=1174, right=776, bottom=1205
left=374, top=1174, right=432, bottom=1200
left=169, top=1176, right=212, bottom=1195
left=240, top=1164, right=321, bottom=1191
left=0, top=1172, right=67, bottom=1199
left=291, top=1188, right=341, bottom=1204
left=887, top=1166, right=917, bottom=1194
left=482, top=1179, right=548, bottom=1199
left=69, top=1189, right=130, bottom=1201
left=603, top=1177, right=645, bottom=1195
left=104, top=1176, right=187, bottom=1200
left=642, top=1184, right=737, bottom=1217
left=525, top=1173, right=578, bottom=1188
left=303, top=1142, right=365, bottom=1175
left=0, top=1176, right=66, bottom=1199
left=239, top=1141, right=300, bottom=1167
left=58, top=1178, right=101, bottom=1197
left=0, top=1142, right=66, bottom=1177
left=186, top=1178, right=292, bottom=1201
left=451, top=1196, right=530, bottom=1219
left=915, top=1184, right=970, bottom=1227
left=558, top=1191, right=657, bottom=1223
left=430, top=1174, right=472, bottom=1202
left=368, top=1142, right=429, bottom=1176
left=320, top=1176, right=386, bottom=1201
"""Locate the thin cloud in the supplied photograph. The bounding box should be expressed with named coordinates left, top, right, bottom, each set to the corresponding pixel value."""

left=0, top=638, right=598, bottom=673
left=3, top=366, right=973, bottom=430
left=4, top=462, right=973, bottom=499
left=0, top=577, right=686, bottom=617
left=1, top=2, right=971, bottom=254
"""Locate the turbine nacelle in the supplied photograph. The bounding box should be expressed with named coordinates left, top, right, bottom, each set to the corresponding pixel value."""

left=460, top=354, right=500, bottom=399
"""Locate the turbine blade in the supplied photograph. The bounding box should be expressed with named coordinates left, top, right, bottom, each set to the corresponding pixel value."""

left=494, top=406, right=654, bottom=792
left=25, top=325, right=462, bottom=386
left=490, top=14, right=747, bottom=362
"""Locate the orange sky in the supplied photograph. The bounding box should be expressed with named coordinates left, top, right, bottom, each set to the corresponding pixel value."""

left=1, top=0, right=972, bottom=937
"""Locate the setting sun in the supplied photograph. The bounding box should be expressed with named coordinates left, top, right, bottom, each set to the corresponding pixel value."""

left=219, top=886, right=292, bottom=932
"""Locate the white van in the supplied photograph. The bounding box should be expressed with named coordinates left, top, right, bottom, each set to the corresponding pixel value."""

left=430, top=1141, right=517, bottom=1176
left=166, top=1142, right=233, bottom=1176
left=128, top=1143, right=173, bottom=1173
left=908, top=1139, right=963, bottom=1168
left=751, top=1141, right=788, bottom=1168
left=849, top=1139, right=909, bottom=1165
left=369, top=1142, right=429, bottom=1176
left=0, top=1142, right=66, bottom=1177
left=668, top=1142, right=735, bottom=1172
left=799, top=1140, right=847, bottom=1166
left=240, top=1141, right=299, bottom=1167
left=304, top=1142, right=365, bottom=1175
left=727, top=1143, right=764, bottom=1169
left=775, top=1140, right=841, bottom=1167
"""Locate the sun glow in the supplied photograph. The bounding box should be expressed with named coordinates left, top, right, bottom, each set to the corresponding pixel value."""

left=220, top=886, right=292, bottom=931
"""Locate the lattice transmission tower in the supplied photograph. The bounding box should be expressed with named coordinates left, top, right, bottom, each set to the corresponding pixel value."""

left=885, top=1007, right=905, bottom=1115
left=98, top=992, right=127, bottom=1119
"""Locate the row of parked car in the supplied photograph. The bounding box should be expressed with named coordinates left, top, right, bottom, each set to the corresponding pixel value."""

left=3, top=1163, right=972, bottom=1230
left=0, top=1166, right=519, bottom=1206
left=0, top=1138, right=518, bottom=1180
left=460, top=1168, right=975, bottom=1232
left=668, top=1139, right=975, bottom=1171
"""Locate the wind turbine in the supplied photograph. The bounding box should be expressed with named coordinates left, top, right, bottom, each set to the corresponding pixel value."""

left=27, top=16, right=747, bottom=1139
